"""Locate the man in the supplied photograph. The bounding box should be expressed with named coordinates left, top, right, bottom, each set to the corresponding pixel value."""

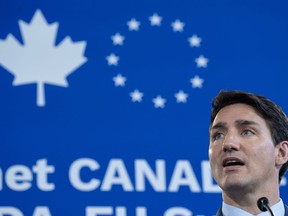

left=208, top=90, right=288, bottom=216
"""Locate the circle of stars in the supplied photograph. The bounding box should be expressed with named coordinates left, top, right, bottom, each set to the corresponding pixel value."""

left=106, top=13, right=208, bottom=109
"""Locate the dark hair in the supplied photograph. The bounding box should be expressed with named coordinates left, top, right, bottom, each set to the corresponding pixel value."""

left=210, top=90, right=288, bottom=182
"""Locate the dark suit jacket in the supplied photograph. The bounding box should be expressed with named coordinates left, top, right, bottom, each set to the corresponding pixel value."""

left=216, top=204, right=288, bottom=216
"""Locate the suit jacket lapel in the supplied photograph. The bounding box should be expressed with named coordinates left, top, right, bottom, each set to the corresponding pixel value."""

left=284, top=204, right=288, bottom=216
left=216, top=208, right=223, bottom=216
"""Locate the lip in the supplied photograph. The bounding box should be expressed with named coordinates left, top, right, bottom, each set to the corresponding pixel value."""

left=222, top=157, right=245, bottom=168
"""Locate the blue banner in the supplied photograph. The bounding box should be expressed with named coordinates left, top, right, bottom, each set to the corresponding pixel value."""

left=0, top=0, right=288, bottom=215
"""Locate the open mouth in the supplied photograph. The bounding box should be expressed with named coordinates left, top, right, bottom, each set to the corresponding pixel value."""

left=222, top=158, right=244, bottom=167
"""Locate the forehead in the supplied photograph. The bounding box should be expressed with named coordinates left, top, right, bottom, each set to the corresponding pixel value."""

left=212, top=103, right=265, bottom=126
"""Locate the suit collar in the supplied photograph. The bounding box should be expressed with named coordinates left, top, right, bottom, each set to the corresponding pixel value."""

left=216, top=204, right=288, bottom=216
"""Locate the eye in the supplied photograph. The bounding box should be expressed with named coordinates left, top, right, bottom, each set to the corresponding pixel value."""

left=242, top=129, right=255, bottom=136
left=211, top=132, right=224, bottom=141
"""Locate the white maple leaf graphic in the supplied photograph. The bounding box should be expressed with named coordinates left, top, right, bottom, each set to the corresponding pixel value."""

left=0, top=9, right=87, bottom=106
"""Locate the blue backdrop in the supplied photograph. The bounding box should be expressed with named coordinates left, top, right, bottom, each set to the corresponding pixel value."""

left=0, top=0, right=288, bottom=215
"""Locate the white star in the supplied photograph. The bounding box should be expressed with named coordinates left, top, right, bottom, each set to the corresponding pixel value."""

left=149, top=13, right=162, bottom=26
left=152, top=95, right=166, bottom=108
left=195, top=55, right=209, bottom=68
left=111, top=33, right=125, bottom=45
left=175, top=90, right=188, bottom=103
left=130, top=89, right=143, bottom=102
left=171, top=19, right=184, bottom=32
left=113, top=74, right=126, bottom=87
left=190, top=75, right=204, bottom=88
left=106, top=53, right=120, bottom=66
left=188, top=35, right=202, bottom=47
left=127, top=18, right=140, bottom=31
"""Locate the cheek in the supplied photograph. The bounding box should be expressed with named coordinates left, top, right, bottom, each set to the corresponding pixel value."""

left=208, top=148, right=220, bottom=170
left=208, top=148, right=215, bottom=161
left=209, top=143, right=221, bottom=156
left=248, top=145, right=275, bottom=167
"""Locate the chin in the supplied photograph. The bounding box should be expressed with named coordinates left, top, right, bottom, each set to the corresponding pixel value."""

left=220, top=177, right=248, bottom=190
left=221, top=180, right=252, bottom=193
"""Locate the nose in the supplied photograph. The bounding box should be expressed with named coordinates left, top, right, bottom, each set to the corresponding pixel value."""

left=222, top=132, right=240, bottom=152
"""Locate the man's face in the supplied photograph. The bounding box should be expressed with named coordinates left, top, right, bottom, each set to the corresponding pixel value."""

left=209, top=103, right=278, bottom=194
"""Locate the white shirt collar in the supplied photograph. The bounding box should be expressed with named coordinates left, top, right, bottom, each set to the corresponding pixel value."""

left=222, top=199, right=284, bottom=216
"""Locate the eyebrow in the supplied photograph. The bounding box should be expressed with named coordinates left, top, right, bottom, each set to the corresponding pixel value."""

left=210, top=122, right=227, bottom=132
left=210, top=120, right=260, bottom=132
left=235, top=120, right=260, bottom=127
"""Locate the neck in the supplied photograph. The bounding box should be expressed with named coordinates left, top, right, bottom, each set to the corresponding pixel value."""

left=221, top=173, right=281, bottom=214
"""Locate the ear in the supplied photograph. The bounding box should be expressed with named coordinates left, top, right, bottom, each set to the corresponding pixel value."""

left=275, top=141, right=288, bottom=166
